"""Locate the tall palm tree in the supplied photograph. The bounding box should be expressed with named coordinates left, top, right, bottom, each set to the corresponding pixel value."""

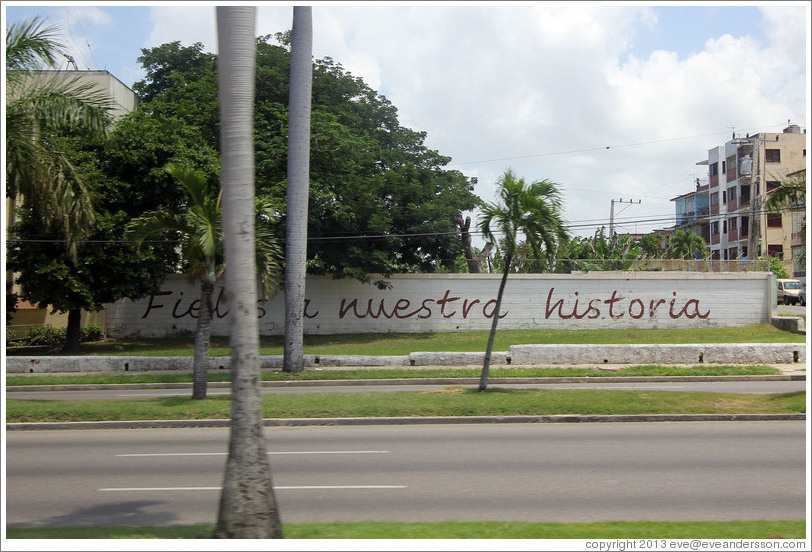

left=667, top=229, right=708, bottom=260
left=283, top=6, right=313, bottom=374
left=213, top=5, right=284, bottom=539
left=6, top=17, right=110, bottom=258
left=477, top=169, right=567, bottom=392
left=127, top=164, right=282, bottom=400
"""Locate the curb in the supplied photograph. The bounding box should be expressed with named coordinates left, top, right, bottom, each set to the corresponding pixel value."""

left=5, top=373, right=806, bottom=392
left=6, top=413, right=806, bottom=431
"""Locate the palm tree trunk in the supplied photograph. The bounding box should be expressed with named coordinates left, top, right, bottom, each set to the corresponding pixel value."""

left=214, top=6, right=283, bottom=539
left=283, top=6, right=313, bottom=374
left=479, top=255, right=511, bottom=392
left=192, top=280, right=213, bottom=400
left=62, top=308, right=82, bottom=353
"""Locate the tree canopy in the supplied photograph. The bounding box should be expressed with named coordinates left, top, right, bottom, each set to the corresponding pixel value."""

left=131, top=36, right=481, bottom=282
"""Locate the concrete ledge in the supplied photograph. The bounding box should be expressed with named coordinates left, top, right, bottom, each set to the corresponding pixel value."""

left=5, top=343, right=805, bottom=374
left=509, top=343, right=805, bottom=365
left=771, top=316, right=806, bottom=334
left=409, top=351, right=509, bottom=366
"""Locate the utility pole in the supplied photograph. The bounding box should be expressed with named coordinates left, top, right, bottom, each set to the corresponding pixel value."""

left=609, top=198, right=641, bottom=236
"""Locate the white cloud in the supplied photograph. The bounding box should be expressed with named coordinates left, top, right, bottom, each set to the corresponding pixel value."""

left=141, top=3, right=807, bottom=239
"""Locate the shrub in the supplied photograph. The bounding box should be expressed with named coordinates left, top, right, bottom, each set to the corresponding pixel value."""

left=23, top=325, right=105, bottom=346
left=81, top=325, right=105, bottom=342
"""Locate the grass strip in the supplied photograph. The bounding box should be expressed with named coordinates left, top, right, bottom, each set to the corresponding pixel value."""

left=6, top=324, right=804, bottom=358
left=4, top=365, right=784, bottom=387
left=6, top=389, right=805, bottom=423
left=5, top=520, right=805, bottom=539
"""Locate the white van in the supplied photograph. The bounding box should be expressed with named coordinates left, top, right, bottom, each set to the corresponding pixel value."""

left=776, top=279, right=804, bottom=305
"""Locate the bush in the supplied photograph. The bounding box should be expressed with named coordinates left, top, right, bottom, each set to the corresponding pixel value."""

left=81, top=325, right=105, bottom=342
left=762, top=256, right=790, bottom=279
left=23, top=325, right=105, bottom=346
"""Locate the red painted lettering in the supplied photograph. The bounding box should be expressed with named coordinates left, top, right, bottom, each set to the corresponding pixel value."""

left=649, top=299, right=666, bottom=317
left=604, top=290, right=625, bottom=319
left=628, top=299, right=644, bottom=319
left=436, top=289, right=460, bottom=318
left=462, top=299, right=480, bottom=318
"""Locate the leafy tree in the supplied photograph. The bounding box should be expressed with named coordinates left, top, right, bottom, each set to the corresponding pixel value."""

left=127, top=165, right=283, bottom=399
left=213, top=6, right=284, bottom=539
left=555, top=227, right=642, bottom=272
left=638, top=232, right=667, bottom=259
left=477, top=169, right=567, bottom=392
left=7, top=128, right=172, bottom=352
left=283, top=7, right=313, bottom=374
left=666, top=229, right=708, bottom=260
left=131, top=35, right=480, bottom=283
left=762, top=255, right=790, bottom=279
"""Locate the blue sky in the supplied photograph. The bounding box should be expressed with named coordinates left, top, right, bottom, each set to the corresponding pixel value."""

left=627, top=6, right=766, bottom=61
left=4, top=2, right=808, bottom=238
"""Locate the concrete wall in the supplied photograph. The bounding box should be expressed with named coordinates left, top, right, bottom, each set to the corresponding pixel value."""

left=104, top=272, right=777, bottom=338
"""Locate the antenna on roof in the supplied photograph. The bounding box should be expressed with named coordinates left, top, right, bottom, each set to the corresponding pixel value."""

left=64, top=55, right=78, bottom=71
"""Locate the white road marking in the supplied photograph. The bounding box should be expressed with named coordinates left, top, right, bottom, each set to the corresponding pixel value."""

left=116, top=450, right=389, bottom=457
left=99, top=485, right=406, bottom=492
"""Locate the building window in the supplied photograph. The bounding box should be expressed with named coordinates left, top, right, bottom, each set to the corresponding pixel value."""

left=722, top=160, right=726, bottom=173
left=723, top=220, right=727, bottom=233
left=710, top=192, right=719, bottom=205
left=711, top=221, right=719, bottom=235
left=728, top=218, right=737, bottom=232
left=767, top=214, right=782, bottom=228
left=767, top=244, right=783, bottom=258
left=765, top=149, right=781, bottom=163
left=709, top=163, right=718, bottom=176
left=766, top=181, right=780, bottom=193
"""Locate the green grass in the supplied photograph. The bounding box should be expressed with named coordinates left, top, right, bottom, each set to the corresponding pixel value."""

left=4, top=364, right=785, bottom=387
left=6, top=323, right=804, bottom=357
left=6, top=389, right=805, bottom=423
left=5, top=520, right=805, bottom=539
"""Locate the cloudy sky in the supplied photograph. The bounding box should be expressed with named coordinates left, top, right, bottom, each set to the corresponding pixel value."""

left=4, top=1, right=809, bottom=240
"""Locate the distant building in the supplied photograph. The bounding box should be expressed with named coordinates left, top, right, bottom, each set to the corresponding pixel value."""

left=673, top=124, right=806, bottom=278
left=671, top=178, right=711, bottom=245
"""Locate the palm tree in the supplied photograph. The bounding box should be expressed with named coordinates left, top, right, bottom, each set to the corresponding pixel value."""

left=6, top=17, right=111, bottom=352
left=477, top=169, right=567, bottom=392
left=283, top=6, right=313, bottom=374
left=127, top=164, right=282, bottom=400
left=6, top=17, right=110, bottom=258
left=667, top=229, right=708, bottom=260
left=213, top=5, right=284, bottom=539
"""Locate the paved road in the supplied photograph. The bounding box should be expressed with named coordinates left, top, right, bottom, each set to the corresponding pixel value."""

left=777, top=304, right=806, bottom=316
left=5, top=421, right=805, bottom=527
left=6, top=379, right=806, bottom=401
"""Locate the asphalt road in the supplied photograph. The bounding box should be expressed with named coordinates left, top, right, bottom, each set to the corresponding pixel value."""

left=5, top=379, right=806, bottom=401
left=5, top=421, right=806, bottom=528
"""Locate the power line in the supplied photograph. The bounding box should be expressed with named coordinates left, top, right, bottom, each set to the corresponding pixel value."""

left=7, top=205, right=800, bottom=247
left=447, top=122, right=799, bottom=168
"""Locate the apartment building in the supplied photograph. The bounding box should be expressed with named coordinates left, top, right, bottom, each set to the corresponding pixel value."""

left=674, top=124, right=806, bottom=278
